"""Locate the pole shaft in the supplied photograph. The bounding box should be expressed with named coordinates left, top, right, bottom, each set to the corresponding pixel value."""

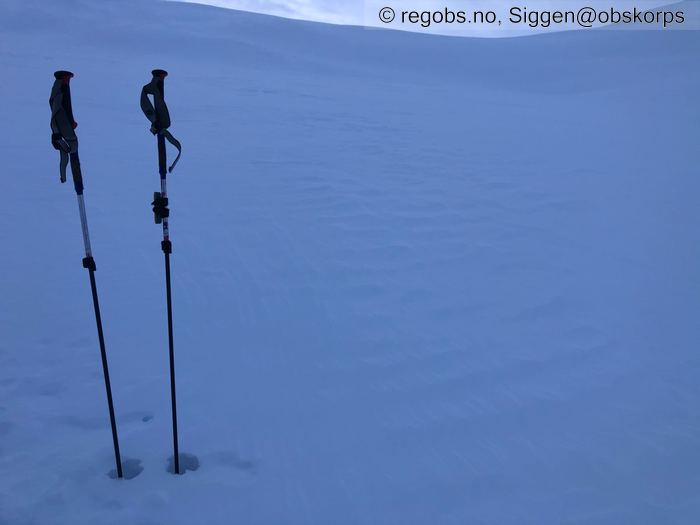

left=159, top=134, right=170, bottom=241
left=77, top=194, right=93, bottom=257
left=69, top=152, right=122, bottom=479
left=161, top=178, right=170, bottom=241
left=158, top=131, right=179, bottom=474
left=164, top=252, right=179, bottom=474
left=88, top=265, right=123, bottom=479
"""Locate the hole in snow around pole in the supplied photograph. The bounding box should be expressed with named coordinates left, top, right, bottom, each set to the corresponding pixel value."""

left=108, top=458, right=144, bottom=480
left=167, top=453, right=200, bottom=474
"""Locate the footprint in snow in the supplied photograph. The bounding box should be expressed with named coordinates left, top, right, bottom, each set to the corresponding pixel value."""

left=207, top=450, right=257, bottom=472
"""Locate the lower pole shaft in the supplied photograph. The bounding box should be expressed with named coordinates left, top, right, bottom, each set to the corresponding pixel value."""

left=88, top=268, right=123, bottom=479
left=164, top=251, right=180, bottom=474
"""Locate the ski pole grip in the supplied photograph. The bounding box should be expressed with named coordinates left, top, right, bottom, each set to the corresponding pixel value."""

left=151, top=69, right=170, bottom=109
left=53, top=71, right=76, bottom=126
left=152, top=69, right=168, bottom=98
left=141, top=69, right=172, bottom=132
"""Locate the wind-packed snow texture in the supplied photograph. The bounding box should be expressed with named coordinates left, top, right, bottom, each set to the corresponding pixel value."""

left=0, top=0, right=699, bottom=523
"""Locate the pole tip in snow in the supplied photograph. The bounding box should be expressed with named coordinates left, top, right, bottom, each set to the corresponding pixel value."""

left=152, top=69, right=168, bottom=78
left=54, top=70, right=74, bottom=81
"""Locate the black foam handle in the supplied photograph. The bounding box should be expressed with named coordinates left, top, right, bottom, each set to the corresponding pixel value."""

left=141, top=69, right=172, bottom=131
left=153, top=69, right=168, bottom=97
left=158, top=130, right=167, bottom=178
left=70, top=152, right=84, bottom=195
left=53, top=70, right=76, bottom=126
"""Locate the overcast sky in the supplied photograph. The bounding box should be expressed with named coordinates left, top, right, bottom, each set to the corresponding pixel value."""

left=176, top=0, right=691, bottom=35
left=178, top=0, right=353, bottom=23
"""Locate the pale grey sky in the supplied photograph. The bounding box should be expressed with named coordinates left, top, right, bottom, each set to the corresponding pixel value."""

left=180, top=0, right=354, bottom=23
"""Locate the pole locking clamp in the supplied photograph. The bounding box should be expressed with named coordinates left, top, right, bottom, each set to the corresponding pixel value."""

left=152, top=192, right=169, bottom=224
left=82, top=256, right=96, bottom=271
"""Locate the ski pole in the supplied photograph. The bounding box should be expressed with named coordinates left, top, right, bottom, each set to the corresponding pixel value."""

left=140, top=69, right=183, bottom=474
left=50, top=71, right=123, bottom=479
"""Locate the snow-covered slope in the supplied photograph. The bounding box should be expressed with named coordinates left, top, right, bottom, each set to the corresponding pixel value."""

left=1, top=1, right=699, bottom=523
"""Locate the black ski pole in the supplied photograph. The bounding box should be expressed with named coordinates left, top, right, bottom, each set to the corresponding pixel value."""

left=140, top=69, right=183, bottom=474
left=50, top=71, right=123, bottom=479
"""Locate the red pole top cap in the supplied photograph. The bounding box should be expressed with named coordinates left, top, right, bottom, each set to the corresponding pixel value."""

left=54, top=70, right=74, bottom=80
left=152, top=69, right=168, bottom=78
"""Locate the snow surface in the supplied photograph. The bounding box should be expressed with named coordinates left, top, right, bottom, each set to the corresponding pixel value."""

left=1, top=0, right=699, bottom=523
